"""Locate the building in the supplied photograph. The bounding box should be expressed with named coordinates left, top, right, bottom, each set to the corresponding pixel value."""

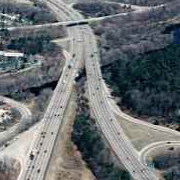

left=0, top=51, right=25, bottom=72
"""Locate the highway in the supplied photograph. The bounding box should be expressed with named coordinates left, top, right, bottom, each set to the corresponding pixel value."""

left=18, top=1, right=164, bottom=180
left=18, top=1, right=84, bottom=180
left=83, top=26, right=160, bottom=180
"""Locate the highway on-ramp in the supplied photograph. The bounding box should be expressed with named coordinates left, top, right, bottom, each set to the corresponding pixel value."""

left=139, top=141, right=180, bottom=167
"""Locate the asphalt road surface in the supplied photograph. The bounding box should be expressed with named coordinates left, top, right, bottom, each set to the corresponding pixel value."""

left=139, top=140, right=180, bottom=166
left=19, top=0, right=161, bottom=180
left=83, top=26, right=159, bottom=180
left=18, top=1, right=84, bottom=180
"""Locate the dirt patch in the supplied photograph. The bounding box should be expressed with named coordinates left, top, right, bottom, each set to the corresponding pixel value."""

left=44, top=88, right=95, bottom=180
left=0, top=156, right=20, bottom=180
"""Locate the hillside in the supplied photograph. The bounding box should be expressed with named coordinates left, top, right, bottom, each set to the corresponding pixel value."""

left=110, top=0, right=178, bottom=6
left=91, top=1, right=180, bottom=129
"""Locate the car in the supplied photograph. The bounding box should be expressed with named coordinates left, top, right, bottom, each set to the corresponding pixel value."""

left=29, top=153, right=34, bottom=160
left=168, top=147, right=174, bottom=151
left=4, top=142, right=10, bottom=147
left=41, top=132, right=46, bottom=135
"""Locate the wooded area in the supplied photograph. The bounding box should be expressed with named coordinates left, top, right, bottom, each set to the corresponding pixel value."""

left=103, top=44, right=180, bottom=128
left=93, top=1, right=180, bottom=128
left=72, top=79, right=130, bottom=180
left=73, top=2, right=132, bottom=18
left=0, top=0, right=56, bottom=25
left=110, top=0, right=178, bottom=6
left=153, top=150, right=180, bottom=180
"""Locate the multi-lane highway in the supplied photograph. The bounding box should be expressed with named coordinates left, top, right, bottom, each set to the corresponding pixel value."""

left=18, top=1, right=84, bottom=180
left=18, top=1, right=161, bottom=180
left=83, top=27, right=160, bottom=180
left=51, top=1, right=161, bottom=180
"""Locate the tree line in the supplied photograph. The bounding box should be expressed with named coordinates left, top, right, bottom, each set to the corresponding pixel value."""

left=103, top=44, right=180, bottom=127
left=72, top=78, right=130, bottom=180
